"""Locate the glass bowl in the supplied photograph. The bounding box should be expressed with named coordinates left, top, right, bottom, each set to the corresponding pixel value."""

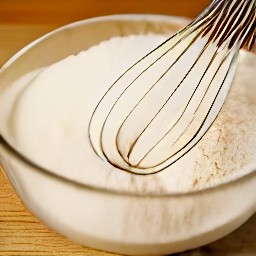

left=0, top=14, right=255, bottom=255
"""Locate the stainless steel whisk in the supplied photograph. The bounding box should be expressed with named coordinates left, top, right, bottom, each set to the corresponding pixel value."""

left=89, top=0, right=256, bottom=175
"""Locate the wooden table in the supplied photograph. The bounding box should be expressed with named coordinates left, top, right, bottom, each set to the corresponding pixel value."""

left=0, top=1, right=255, bottom=255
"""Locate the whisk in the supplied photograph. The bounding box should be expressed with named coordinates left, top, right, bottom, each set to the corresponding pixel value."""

left=89, top=0, right=256, bottom=175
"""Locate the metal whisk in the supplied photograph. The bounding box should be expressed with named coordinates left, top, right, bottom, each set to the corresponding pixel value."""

left=89, top=0, right=255, bottom=175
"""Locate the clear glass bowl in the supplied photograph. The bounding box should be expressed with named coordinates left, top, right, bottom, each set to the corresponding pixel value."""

left=0, top=14, right=255, bottom=255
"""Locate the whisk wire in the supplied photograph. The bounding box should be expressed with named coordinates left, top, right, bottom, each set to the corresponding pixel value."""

left=89, top=0, right=255, bottom=174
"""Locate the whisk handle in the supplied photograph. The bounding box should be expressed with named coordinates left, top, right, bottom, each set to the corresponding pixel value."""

left=195, top=0, right=255, bottom=51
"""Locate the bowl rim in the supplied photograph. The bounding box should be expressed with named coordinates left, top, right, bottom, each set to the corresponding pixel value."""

left=0, top=14, right=255, bottom=198
left=1, top=13, right=190, bottom=71
left=1, top=136, right=255, bottom=198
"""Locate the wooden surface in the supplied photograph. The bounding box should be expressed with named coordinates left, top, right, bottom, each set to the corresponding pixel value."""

left=0, top=0, right=255, bottom=255
left=0, top=0, right=210, bottom=67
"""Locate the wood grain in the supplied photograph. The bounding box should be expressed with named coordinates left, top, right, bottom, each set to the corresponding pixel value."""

left=0, top=0, right=255, bottom=255
left=0, top=0, right=210, bottom=67
left=0, top=0, right=210, bottom=24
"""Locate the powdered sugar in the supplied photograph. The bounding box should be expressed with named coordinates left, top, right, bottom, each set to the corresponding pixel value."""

left=1, top=34, right=255, bottom=194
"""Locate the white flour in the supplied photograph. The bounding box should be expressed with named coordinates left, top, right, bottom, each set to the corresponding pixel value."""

left=1, top=34, right=256, bottom=194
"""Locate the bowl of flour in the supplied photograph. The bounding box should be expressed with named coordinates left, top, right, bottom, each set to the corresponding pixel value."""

left=0, top=14, right=255, bottom=255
